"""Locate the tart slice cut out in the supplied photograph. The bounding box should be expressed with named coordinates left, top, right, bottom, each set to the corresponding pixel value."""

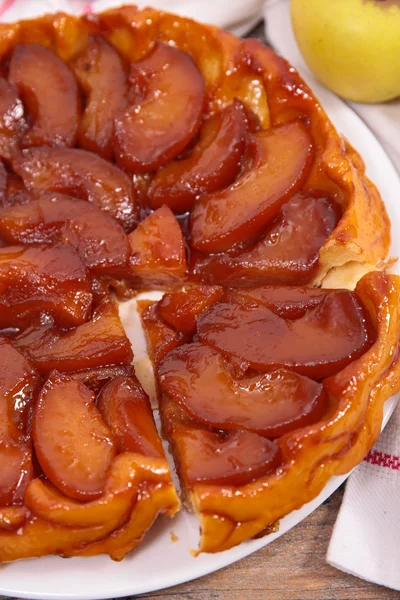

left=141, top=272, right=399, bottom=553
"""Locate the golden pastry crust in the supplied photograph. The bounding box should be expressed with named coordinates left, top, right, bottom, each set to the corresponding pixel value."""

left=0, top=6, right=390, bottom=288
left=0, top=453, right=179, bottom=562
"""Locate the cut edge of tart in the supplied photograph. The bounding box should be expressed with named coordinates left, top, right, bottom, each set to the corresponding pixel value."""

left=139, top=271, right=400, bottom=553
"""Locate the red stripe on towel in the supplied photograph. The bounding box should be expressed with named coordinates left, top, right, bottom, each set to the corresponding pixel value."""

left=0, top=0, right=16, bottom=17
left=364, top=450, right=400, bottom=471
left=82, top=2, right=94, bottom=14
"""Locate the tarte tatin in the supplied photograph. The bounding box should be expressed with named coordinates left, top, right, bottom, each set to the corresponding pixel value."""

left=0, top=4, right=398, bottom=562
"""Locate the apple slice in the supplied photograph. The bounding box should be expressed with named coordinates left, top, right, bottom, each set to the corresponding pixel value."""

left=139, top=301, right=188, bottom=365
left=15, top=299, right=133, bottom=374
left=148, top=100, right=247, bottom=213
left=0, top=78, right=26, bottom=160
left=8, top=43, right=80, bottom=148
left=0, top=339, right=40, bottom=505
left=71, top=36, right=127, bottom=159
left=2, top=173, right=29, bottom=209
left=33, top=372, right=116, bottom=500
left=0, top=338, right=41, bottom=435
left=226, top=286, right=331, bottom=320
left=13, top=147, right=138, bottom=231
left=98, top=375, right=163, bottom=458
left=173, top=427, right=280, bottom=487
left=70, top=364, right=135, bottom=393
left=114, top=42, right=205, bottom=172
left=190, top=121, right=314, bottom=253
left=0, top=244, right=92, bottom=328
left=0, top=191, right=130, bottom=275
left=191, top=194, right=338, bottom=286
left=129, top=206, right=187, bottom=287
left=197, top=290, right=374, bottom=379
left=0, top=159, right=6, bottom=198
left=157, top=286, right=223, bottom=335
left=0, top=441, right=32, bottom=506
left=159, top=343, right=326, bottom=438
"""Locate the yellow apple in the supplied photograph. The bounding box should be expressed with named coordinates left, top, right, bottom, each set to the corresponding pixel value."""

left=290, top=0, right=400, bottom=103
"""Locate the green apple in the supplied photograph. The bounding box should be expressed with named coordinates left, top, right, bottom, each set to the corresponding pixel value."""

left=291, top=0, right=400, bottom=103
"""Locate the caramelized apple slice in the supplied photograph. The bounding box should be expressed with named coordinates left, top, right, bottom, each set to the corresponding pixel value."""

left=1, top=173, right=31, bottom=209
left=148, top=101, right=247, bottom=213
left=197, top=291, right=374, bottom=379
left=0, top=191, right=130, bottom=275
left=173, top=427, right=280, bottom=486
left=13, top=147, right=138, bottom=231
left=71, top=36, right=127, bottom=159
left=8, top=44, right=80, bottom=148
left=0, top=441, right=32, bottom=506
left=0, top=78, right=26, bottom=160
left=158, top=286, right=223, bottom=335
left=0, top=159, right=7, bottom=205
left=190, top=121, right=314, bottom=252
left=159, top=344, right=326, bottom=437
left=15, top=299, right=133, bottom=374
left=0, top=338, right=41, bottom=435
left=129, top=206, right=187, bottom=287
left=114, top=42, right=205, bottom=172
left=33, top=372, right=116, bottom=500
left=226, top=286, right=330, bottom=319
left=139, top=302, right=187, bottom=365
left=0, top=339, right=40, bottom=505
left=98, top=375, right=163, bottom=457
left=0, top=244, right=92, bottom=328
left=191, top=194, right=339, bottom=286
left=70, top=364, right=135, bottom=393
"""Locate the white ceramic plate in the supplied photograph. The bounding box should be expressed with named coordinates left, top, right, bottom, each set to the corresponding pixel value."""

left=1, top=60, right=400, bottom=600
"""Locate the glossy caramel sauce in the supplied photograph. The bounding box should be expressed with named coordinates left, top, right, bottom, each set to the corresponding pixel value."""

left=0, top=6, right=393, bottom=561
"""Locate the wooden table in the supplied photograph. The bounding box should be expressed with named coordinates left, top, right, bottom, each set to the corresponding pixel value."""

left=1, top=21, right=398, bottom=600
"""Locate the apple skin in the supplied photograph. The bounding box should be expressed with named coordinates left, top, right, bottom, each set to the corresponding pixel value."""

left=291, top=0, right=400, bottom=103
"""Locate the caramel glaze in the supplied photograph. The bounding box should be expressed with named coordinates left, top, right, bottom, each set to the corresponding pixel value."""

left=0, top=6, right=394, bottom=561
left=140, top=272, right=400, bottom=553
left=141, top=284, right=373, bottom=490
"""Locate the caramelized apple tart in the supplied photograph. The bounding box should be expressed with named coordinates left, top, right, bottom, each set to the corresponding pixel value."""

left=0, top=5, right=397, bottom=562
left=140, top=272, right=400, bottom=552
